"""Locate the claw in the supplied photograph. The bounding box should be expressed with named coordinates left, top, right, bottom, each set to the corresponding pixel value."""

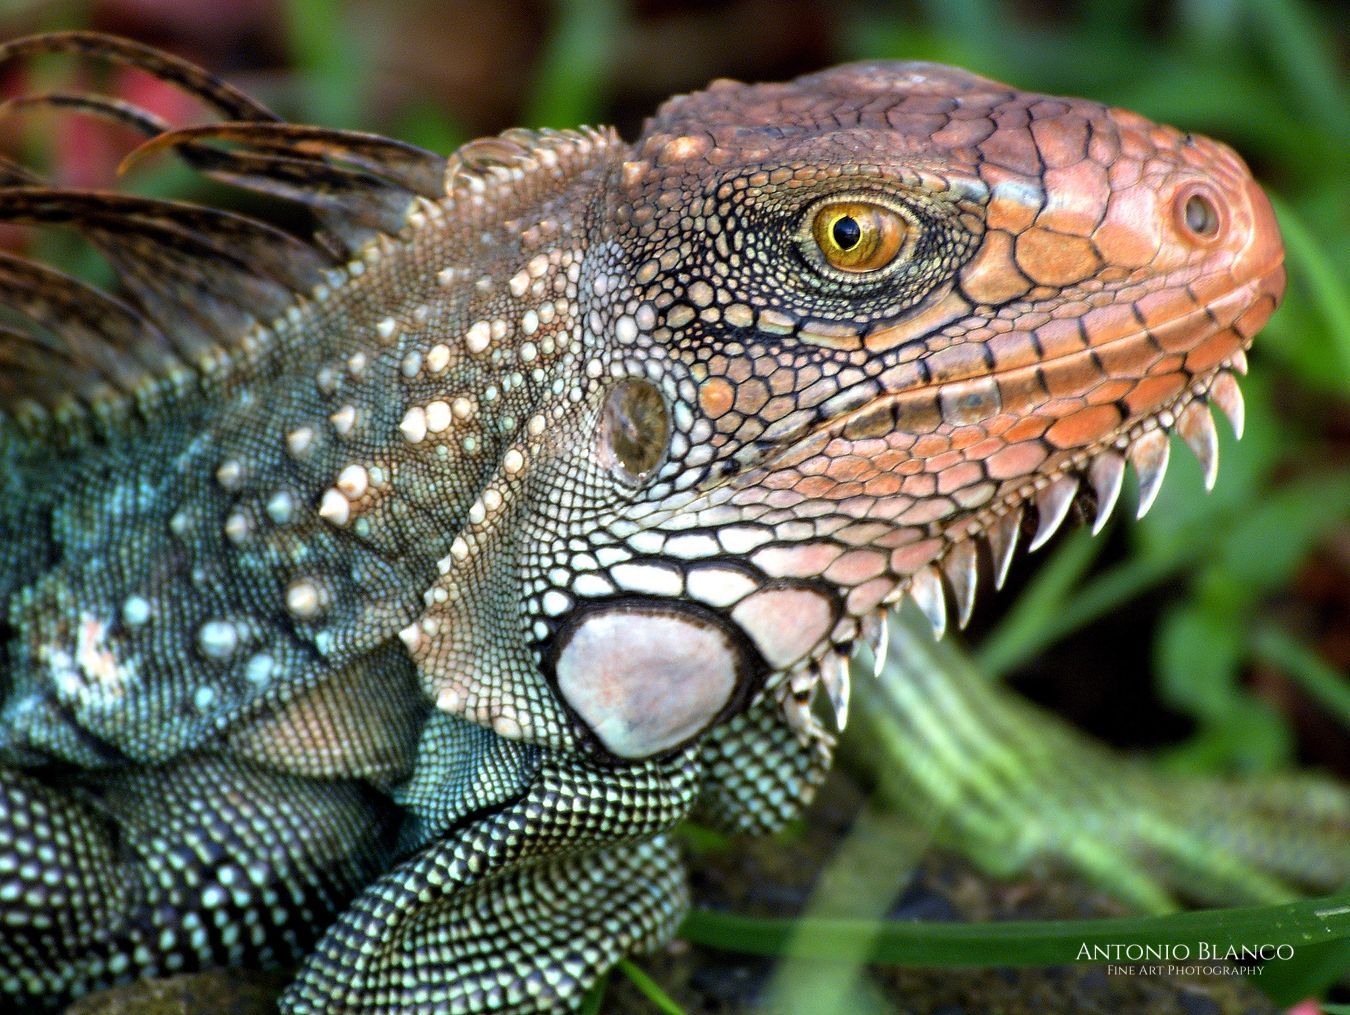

left=909, top=565, right=947, bottom=641
left=1178, top=401, right=1220, bottom=491
left=1209, top=371, right=1245, bottom=439
left=1129, top=429, right=1170, bottom=518
left=1088, top=452, right=1125, bottom=535
left=820, top=651, right=850, bottom=731
left=986, top=508, right=1021, bottom=590
left=943, top=540, right=979, bottom=629
left=1028, top=476, right=1077, bottom=551
left=1230, top=348, right=1249, bottom=375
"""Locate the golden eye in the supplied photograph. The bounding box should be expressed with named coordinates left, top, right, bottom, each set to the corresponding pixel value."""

left=810, top=201, right=909, bottom=273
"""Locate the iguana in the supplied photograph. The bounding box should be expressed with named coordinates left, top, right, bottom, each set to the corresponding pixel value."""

left=0, top=33, right=1286, bottom=1013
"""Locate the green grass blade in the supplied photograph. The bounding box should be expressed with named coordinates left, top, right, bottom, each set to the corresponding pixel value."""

left=577, top=971, right=607, bottom=1015
left=1251, top=626, right=1350, bottom=732
left=680, top=890, right=1350, bottom=967
left=617, top=959, right=686, bottom=1015
left=1258, top=936, right=1350, bottom=1007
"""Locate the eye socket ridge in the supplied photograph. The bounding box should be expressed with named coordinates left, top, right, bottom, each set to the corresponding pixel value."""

left=799, top=193, right=918, bottom=279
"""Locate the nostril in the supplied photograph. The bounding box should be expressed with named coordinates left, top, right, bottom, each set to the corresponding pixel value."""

left=1176, top=185, right=1223, bottom=241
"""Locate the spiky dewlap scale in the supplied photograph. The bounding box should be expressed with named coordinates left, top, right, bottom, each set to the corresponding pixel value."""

left=0, top=31, right=1281, bottom=1014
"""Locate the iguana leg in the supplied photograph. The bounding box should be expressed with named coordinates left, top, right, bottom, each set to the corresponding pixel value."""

left=0, top=754, right=397, bottom=1006
left=284, top=728, right=703, bottom=1014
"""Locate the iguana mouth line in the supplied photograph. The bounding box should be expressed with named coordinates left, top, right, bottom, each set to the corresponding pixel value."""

left=789, top=263, right=1282, bottom=456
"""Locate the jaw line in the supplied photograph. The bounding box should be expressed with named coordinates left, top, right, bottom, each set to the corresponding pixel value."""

left=748, top=262, right=1283, bottom=479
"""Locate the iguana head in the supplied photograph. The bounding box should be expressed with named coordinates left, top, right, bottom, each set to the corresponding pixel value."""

left=433, top=62, right=1282, bottom=759
left=0, top=38, right=1283, bottom=765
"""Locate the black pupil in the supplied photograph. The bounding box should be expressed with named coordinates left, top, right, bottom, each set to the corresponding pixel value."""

left=831, top=215, right=862, bottom=250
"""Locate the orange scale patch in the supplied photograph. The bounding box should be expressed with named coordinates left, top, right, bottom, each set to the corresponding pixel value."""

left=1039, top=360, right=1103, bottom=400
left=1045, top=404, right=1123, bottom=449
left=1150, top=315, right=1214, bottom=356
left=949, top=425, right=991, bottom=451
left=822, top=480, right=867, bottom=501
left=1124, top=373, right=1186, bottom=414
left=1151, top=353, right=1186, bottom=375
left=1086, top=378, right=1134, bottom=404
left=1035, top=397, right=1090, bottom=420
left=828, top=456, right=874, bottom=482
left=923, top=449, right=964, bottom=474
left=1079, top=301, right=1139, bottom=345
left=872, top=449, right=910, bottom=472
left=912, top=434, right=951, bottom=458
left=985, top=440, right=1050, bottom=480
left=1189, top=270, right=1243, bottom=305
left=982, top=415, right=1016, bottom=438
left=1005, top=416, right=1051, bottom=442
left=1015, top=228, right=1101, bottom=287
left=1106, top=158, right=1142, bottom=189
left=937, top=460, right=986, bottom=495
left=795, top=475, right=838, bottom=499
left=1184, top=331, right=1242, bottom=374
left=863, top=474, right=903, bottom=496
left=964, top=435, right=1008, bottom=461
left=1036, top=161, right=1110, bottom=236
left=1095, top=338, right=1160, bottom=377
left=1033, top=314, right=1087, bottom=355
left=1134, top=288, right=1195, bottom=329
left=985, top=329, right=1043, bottom=372
left=699, top=377, right=735, bottom=418
left=901, top=473, right=938, bottom=497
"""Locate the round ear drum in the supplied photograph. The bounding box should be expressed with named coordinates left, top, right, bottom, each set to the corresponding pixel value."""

left=596, top=378, right=670, bottom=486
